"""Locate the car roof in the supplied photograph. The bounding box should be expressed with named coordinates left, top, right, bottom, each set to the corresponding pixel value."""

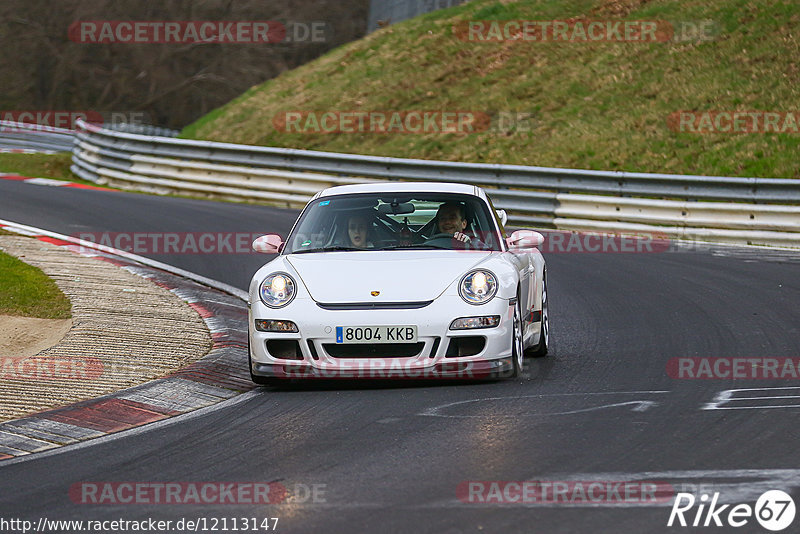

left=316, top=181, right=482, bottom=199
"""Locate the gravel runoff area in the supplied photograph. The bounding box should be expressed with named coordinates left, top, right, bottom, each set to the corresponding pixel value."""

left=0, top=235, right=212, bottom=421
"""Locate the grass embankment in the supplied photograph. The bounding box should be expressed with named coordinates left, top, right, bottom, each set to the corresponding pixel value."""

left=0, top=246, right=72, bottom=319
left=182, top=0, right=800, bottom=179
left=0, top=153, right=74, bottom=180
left=0, top=152, right=106, bottom=186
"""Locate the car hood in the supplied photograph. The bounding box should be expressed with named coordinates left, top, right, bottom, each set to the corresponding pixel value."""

left=286, top=250, right=494, bottom=303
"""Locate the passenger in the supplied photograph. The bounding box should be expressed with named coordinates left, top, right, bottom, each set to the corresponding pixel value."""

left=346, top=213, right=373, bottom=249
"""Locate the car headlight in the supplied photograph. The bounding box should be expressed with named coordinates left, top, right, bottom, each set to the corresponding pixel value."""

left=459, top=270, right=498, bottom=305
left=259, top=272, right=296, bottom=308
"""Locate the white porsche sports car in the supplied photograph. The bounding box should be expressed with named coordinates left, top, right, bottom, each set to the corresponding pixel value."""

left=248, top=182, right=548, bottom=382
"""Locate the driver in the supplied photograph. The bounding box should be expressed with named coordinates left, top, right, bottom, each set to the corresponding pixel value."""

left=435, top=202, right=475, bottom=245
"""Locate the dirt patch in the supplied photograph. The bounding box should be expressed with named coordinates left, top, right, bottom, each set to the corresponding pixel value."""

left=0, top=315, right=72, bottom=359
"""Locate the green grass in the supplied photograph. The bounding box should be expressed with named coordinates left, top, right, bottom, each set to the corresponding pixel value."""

left=0, top=249, right=72, bottom=319
left=0, top=153, right=74, bottom=181
left=0, top=152, right=113, bottom=187
left=182, top=0, right=800, bottom=179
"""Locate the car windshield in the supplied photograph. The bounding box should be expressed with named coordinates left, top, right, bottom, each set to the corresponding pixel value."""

left=284, top=192, right=502, bottom=254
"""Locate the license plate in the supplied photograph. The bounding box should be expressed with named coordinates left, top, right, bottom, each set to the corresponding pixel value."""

left=335, top=326, right=417, bottom=344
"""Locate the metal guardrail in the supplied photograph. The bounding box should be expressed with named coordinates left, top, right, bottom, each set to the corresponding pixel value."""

left=71, top=119, right=800, bottom=247
left=104, top=123, right=180, bottom=137
left=0, top=120, right=75, bottom=153
left=0, top=120, right=179, bottom=154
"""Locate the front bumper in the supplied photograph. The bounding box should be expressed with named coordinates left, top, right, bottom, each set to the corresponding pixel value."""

left=249, top=294, right=515, bottom=380
left=250, top=358, right=515, bottom=380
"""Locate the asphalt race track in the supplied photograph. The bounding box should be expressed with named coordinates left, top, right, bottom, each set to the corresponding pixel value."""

left=2, top=179, right=800, bottom=533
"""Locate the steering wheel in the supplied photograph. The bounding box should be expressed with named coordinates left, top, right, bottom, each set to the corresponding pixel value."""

left=424, top=232, right=456, bottom=241
left=423, top=232, right=470, bottom=249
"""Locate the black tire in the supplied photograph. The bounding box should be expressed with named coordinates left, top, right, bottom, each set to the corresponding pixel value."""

left=527, top=270, right=549, bottom=358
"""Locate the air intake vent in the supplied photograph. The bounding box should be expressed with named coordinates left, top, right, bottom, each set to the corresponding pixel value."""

left=323, top=342, right=425, bottom=358
left=266, top=340, right=304, bottom=360
left=445, top=336, right=486, bottom=358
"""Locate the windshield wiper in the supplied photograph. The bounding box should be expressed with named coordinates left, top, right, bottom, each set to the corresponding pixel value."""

left=291, top=246, right=362, bottom=254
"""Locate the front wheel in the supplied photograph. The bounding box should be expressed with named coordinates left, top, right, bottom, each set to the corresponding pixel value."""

left=510, top=298, right=524, bottom=378
left=527, top=270, right=549, bottom=358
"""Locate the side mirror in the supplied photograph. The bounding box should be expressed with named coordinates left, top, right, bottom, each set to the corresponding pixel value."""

left=496, top=209, right=508, bottom=227
left=507, top=230, right=544, bottom=251
left=252, top=234, right=284, bottom=254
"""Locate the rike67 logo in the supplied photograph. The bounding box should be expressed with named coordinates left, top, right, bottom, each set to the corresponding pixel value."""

left=668, top=490, right=796, bottom=531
